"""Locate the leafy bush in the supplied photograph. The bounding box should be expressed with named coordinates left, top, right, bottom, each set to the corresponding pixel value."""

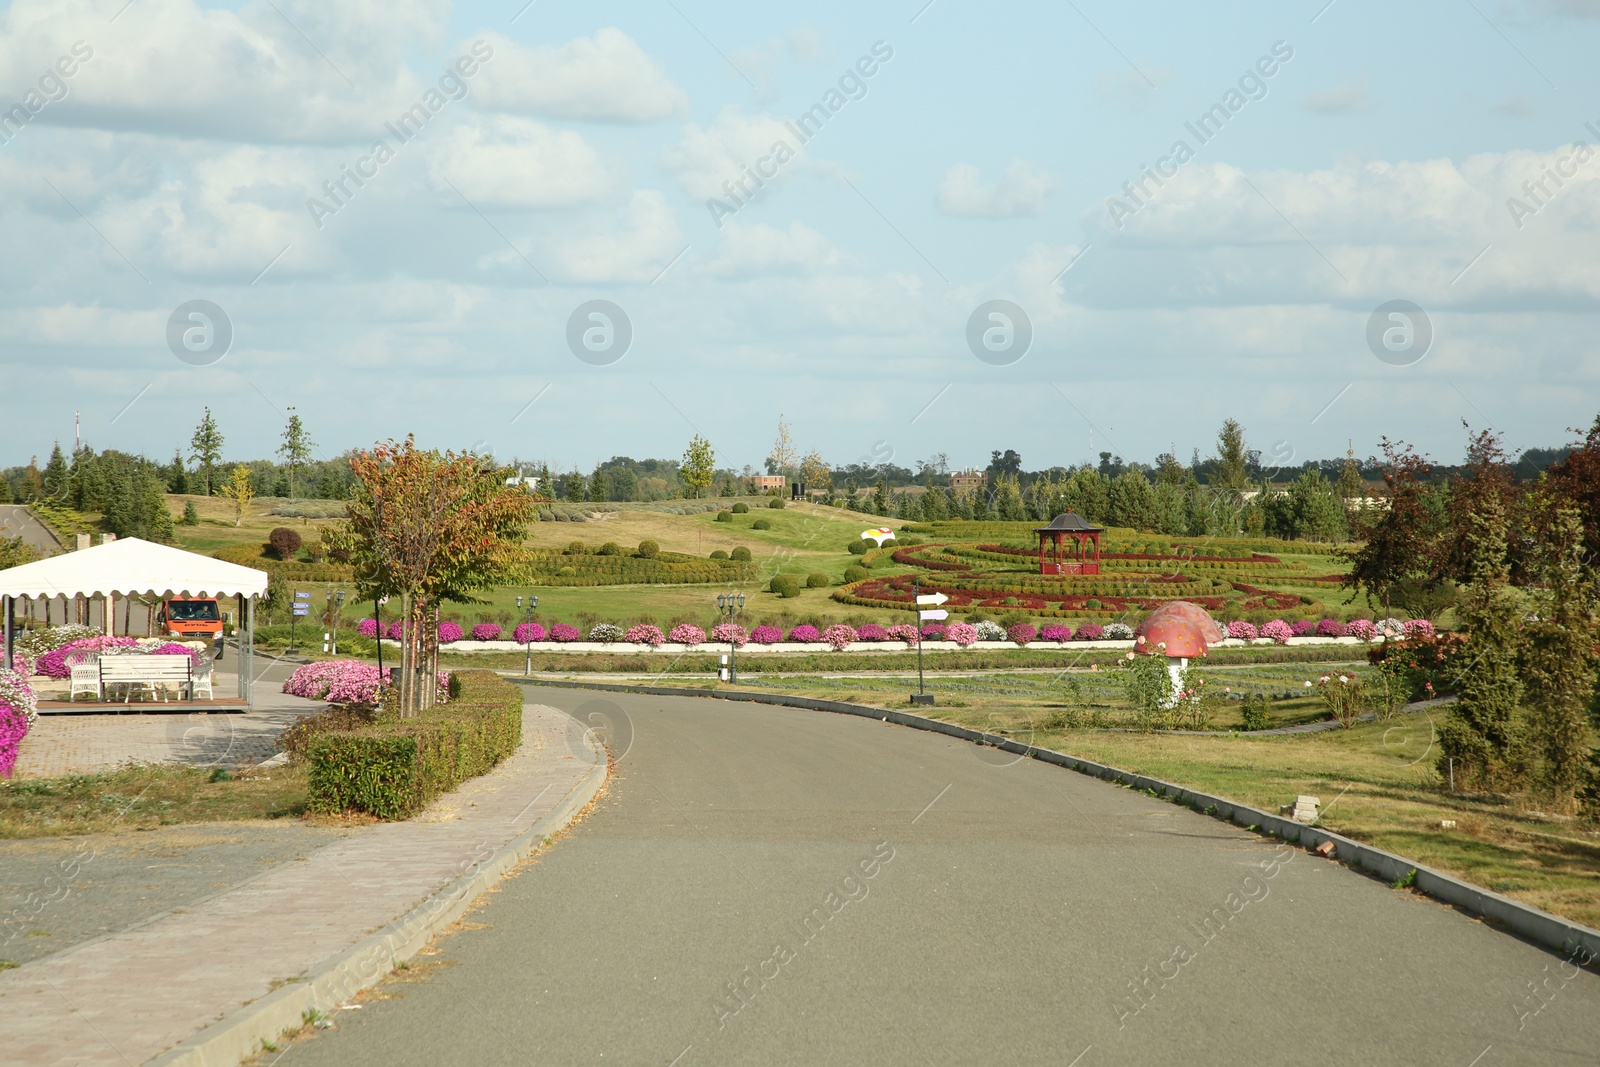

left=550, top=623, right=581, bottom=642
left=470, top=623, right=502, bottom=641
left=767, top=498, right=785, bottom=509
left=269, top=500, right=347, bottom=519
left=636, top=540, right=659, bottom=559
left=626, top=624, right=665, bottom=647
left=752, top=518, right=772, bottom=530
left=770, top=575, right=800, bottom=598
left=821, top=624, right=856, bottom=650
left=669, top=623, right=706, bottom=645
left=750, top=625, right=783, bottom=644
left=1007, top=623, right=1038, bottom=645
left=305, top=669, right=521, bottom=819
left=974, top=621, right=1007, bottom=641
left=1241, top=694, right=1272, bottom=731
left=438, top=621, right=464, bottom=643
left=847, top=540, right=868, bottom=555
left=1085, top=598, right=1102, bottom=610
left=514, top=622, right=546, bottom=643
left=732, top=503, right=749, bottom=514
left=806, top=573, right=831, bottom=588
left=268, top=527, right=302, bottom=561
left=844, top=565, right=869, bottom=583
left=710, top=550, right=729, bottom=560
left=715, top=511, right=733, bottom=523
left=566, top=541, right=586, bottom=554
left=1040, top=624, right=1072, bottom=642
left=730, top=546, right=752, bottom=562
left=787, top=624, right=820, bottom=642
left=710, top=623, right=749, bottom=647
left=589, top=623, right=624, bottom=642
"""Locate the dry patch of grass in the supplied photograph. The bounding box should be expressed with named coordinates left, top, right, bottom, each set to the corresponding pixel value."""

left=0, top=764, right=309, bottom=839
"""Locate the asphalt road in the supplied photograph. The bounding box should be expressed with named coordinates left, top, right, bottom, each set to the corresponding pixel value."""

left=285, top=688, right=1600, bottom=1066
left=0, top=504, right=62, bottom=555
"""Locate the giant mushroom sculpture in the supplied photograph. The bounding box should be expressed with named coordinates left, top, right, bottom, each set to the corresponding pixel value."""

left=1134, top=601, right=1213, bottom=707
left=1140, top=600, right=1224, bottom=646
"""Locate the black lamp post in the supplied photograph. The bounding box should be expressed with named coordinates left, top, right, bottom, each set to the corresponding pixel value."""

left=517, top=594, right=539, bottom=676
left=716, top=591, right=745, bottom=683
left=331, top=590, right=345, bottom=655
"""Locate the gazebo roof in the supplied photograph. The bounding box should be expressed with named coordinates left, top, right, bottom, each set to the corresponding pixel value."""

left=0, top=537, right=268, bottom=600
left=1034, top=512, right=1105, bottom=534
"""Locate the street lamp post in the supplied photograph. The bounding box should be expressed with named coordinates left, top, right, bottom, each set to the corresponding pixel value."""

left=517, top=594, right=539, bottom=676
left=331, top=590, right=345, bottom=655
left=715, top=592, right=745, bottom=683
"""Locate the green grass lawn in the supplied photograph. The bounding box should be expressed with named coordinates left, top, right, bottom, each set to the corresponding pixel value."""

left=0, top=765, right=312, bottom=839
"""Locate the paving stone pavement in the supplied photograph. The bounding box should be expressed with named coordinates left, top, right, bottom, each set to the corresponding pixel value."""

left=0, top=701, right=601, bottom=1067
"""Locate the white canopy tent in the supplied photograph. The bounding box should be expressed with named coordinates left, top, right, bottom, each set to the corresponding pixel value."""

left=0, top=537, right=270, bottom=704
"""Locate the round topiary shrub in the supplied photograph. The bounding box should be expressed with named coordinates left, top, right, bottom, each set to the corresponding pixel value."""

left=770, top=575, right=800, bottom=598
left=844, top=565, right=869, bottom=583
left=768, top=498, right=785, bottom=509
left=636, top=540, right=659, bottom=559
left=470, top=622, right=502, bottom=641
left=1085, top=598, right=1102, bottom=611
left=709, top=549, right=729, bottom=560
left=732, top=502, right=750, bottom=514
left=752, top=518, right=772, bottom=530
left=557, top=565, right=576, bottom=577
left=566, top=540, right=586, bottom=554
left=806, top=573, right=831, bottom=588
left=715, top=511, right=733, bottom=523
left=846, top=540, right=868, bottom=555
left=268, top=527, right=302, bottom=561
left=597, top=542, right=622, bottom=556
left=730, top=546, right=752, bottom=561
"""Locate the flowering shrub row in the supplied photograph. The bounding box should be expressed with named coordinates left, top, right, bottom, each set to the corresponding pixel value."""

left=35, top=636, right=199, bottom=678
left=281, top=660, right=449, bottom=707
left=0, top=670, right=32, bottom=778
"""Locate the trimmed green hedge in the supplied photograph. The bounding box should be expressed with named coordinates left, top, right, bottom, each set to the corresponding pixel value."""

left=306, top=669, right=523, bottom=819
left=212, top=541, right=354, bottom=581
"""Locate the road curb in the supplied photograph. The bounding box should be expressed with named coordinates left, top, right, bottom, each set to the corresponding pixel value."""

left=144, top=722, right=608, bottom=1067
left=518, top=678, right=1600, bottom=964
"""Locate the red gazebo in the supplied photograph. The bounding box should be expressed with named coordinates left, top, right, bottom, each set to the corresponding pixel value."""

left=1034, top=513, right=1104, bottom=575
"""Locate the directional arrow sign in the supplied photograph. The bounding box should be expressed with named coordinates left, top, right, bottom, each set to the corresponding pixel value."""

left=918, top=609, right=948, bottom=622
left=915, top=593, right=948, bottom=606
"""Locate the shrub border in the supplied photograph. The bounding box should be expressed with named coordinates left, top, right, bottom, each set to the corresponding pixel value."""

left=516, top=678, right=1600, bottom=963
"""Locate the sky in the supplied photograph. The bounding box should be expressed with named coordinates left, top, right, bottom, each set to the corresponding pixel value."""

left=0, top=0, right=1597, bottom=477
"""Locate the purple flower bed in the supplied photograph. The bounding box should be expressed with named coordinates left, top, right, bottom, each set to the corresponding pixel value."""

left=37, top=636, right=140, bottom=678
left=0, top=702, right=27, bottom=779
left=283, top=659, right=448, bottom=707
left=887, top=623, right=920, bottom=646
left=920, top=623, right=946, bottom=640
left=385, top=621, right=404, bottom=641
left=470, top=623, right=502, bottom=641
left=750, top=625, right=783, bottom=645
left=626, top=624, right=665, bottom=647
left=514, top=622, right=546, bottom=643
left=1291, top=620, right=1316, bottom=637
left=1226, top=620, right=1258, bottom=640
left=1007, top=623, right=1037, bottom=645
left=357, top=618, right=379, bottom=638
left=438, top=621, right=464, bottom=643
left=1039, top=624, right=1072, bottom=643
left=787, top=624, right=820, bottom=643
left=1072, top=624, right=1105, bottom=641
left=668, top=623, right=705, bottom=645
left=856, top=624, right=889, bottom=642
left=1315, top=619, right=1346, bottom=637
left=151, top=643, right=201, bottom=660
left=550, top=623, right=581, bottom=642
left=1346, top=619, right=1376, bottom=641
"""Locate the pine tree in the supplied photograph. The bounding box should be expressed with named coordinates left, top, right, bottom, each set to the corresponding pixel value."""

left=277, top=407, right=316, bottom=499
left=190, top=408, right=224, bottom=496
left=41, top=443, right=68, bottom=501
left=1213, top=419, right=1249, bottom=492
left=1520, top=504, right=1596, bottom=808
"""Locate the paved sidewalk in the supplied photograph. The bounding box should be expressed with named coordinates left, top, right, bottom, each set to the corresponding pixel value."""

left=0, top=702, right=603, bottom=1067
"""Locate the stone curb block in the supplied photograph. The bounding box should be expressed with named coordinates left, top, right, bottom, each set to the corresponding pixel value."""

left=143, top=732, right=608, bottom=1067
left=518, top=678, right=1600, bottom=964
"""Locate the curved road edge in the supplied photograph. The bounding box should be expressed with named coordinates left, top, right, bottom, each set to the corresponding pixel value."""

left=144, top=719, right=609, bottom=1067
left=518, top=677, right=1600, bottom=964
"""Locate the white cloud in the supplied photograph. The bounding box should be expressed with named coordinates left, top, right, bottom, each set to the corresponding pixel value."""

left=1302, top=78, right=1376, bottom=115
left=429, top=116, right=613, bottom=209
left=534, top=190, right=686, bottom=284
left=1093, top=66, right=1175, bottom=110
left=470, top=29, right=687, bottom=123
left=659, top=107, right=805, bottom=201
left=699, top=221, right=846, bottom=279
left=936, top=160, right=1058, bottom=218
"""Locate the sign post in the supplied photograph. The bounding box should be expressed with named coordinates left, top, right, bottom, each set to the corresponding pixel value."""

left=290, top=591, right=311, bottom=652
left=911, top=586, right=949, bottom=706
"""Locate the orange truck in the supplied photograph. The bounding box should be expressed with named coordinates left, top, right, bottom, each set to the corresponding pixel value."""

left=157, top=596, right=223, bottom=650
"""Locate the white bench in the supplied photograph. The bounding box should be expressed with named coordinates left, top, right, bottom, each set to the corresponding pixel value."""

left=98, top=656, right=194, bottom=702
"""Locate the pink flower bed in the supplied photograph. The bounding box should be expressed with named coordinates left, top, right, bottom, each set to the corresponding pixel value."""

left=1291, top=620, right=1316, bottom=637
left=438, top=621, right=464, bottom=643
left=385, top=621, right=404, bottom=641
left=821, top=624, right=856, bottom=650
left=151, top=643, right=201, bottom=661
left=36, top=636, right=140, bottom=678
left=750, top=625, right=783, bottom=645
left=0, top=668, right=36, bottom=778
left=1039, top=624, right=1072, bottom=643
left=471, top=623, right=502, bottom=641
left=1007, top=623, right=1037, bottom=645
left=1316, top=619, right=1346, bottom=637
left=946, top=622, right=978, bottom=648
left=887, top=623, right=920, bottom=646
left=1346, top=619, right=1376, bottom=641
left=668, top=623, right=706, bottom=645
left=856, top=624, right=888, bottom=642
left=626, top=624, right=665, bottom=647
left=1403, top=619, right=1436, bottom=638
left=786, top=625, right=820, bottom=643
left=550, top=623, right=581, bottom=642
left=920, top=623, right=945, bottom=640
left=282, top=660, right=449, bottom=707
left=357, top=618, right=380, bottom=638
left=514, top=622, right=546, bottom=643
left=1072, top=624, right=1104, bottom=641
left=1260, top=620, right=1293, bottom=644
left=1226, top=621, right=1258, bottom=640
left=711, top=623, right=749, bottom=647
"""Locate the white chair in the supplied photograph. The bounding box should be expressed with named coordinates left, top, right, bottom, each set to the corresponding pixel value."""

left=190, top=658, right=214, bottom=700
left=69, top=659, right=101, bottom=701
